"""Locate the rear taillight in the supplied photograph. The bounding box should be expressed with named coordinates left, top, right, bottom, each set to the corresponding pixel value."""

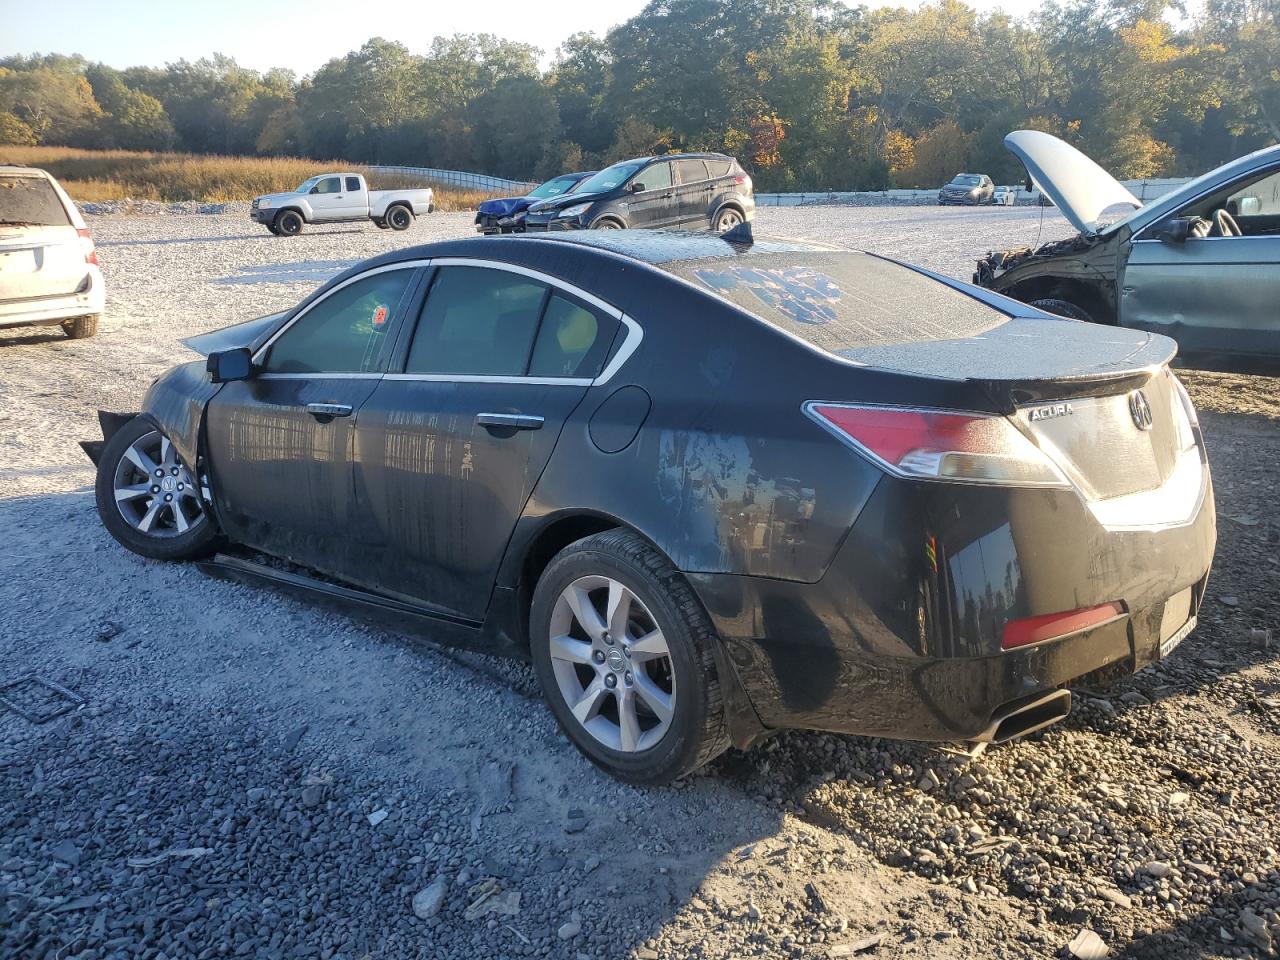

left=735, top=174, right=752, bottom=191
left=1002, top=601, right=1125, bottom=650
left=77, top=227, right=98, bottom=265
left=805, top=402, right=1068, bottom=488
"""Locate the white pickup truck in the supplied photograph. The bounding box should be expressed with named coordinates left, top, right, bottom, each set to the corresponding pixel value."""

left=250, top=172, right=433, bottom=236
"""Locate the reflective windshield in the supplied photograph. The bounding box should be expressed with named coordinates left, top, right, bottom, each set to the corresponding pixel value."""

left=528, top=175, right=582, bottom=200
left=574, top=160, right=647, bottom=195
left=294, top=176, right=323, bottom=193
left=950, top=175, right=983, bottom=186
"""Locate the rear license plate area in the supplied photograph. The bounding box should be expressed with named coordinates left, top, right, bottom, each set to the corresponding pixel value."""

left=1158, top=588, right=1195, bottom=658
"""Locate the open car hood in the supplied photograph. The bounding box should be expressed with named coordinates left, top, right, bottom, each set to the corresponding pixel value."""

left=1004, top=130, right=1141, bottom=235
left=180, top=311, right=287, bottom=356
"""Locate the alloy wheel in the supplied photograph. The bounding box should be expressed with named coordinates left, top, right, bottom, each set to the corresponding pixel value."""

left=547, top=575, right=676, bottom=753
left=112, top=430, right=206, bottom=538
left=716, top=209, right=743, bottom=232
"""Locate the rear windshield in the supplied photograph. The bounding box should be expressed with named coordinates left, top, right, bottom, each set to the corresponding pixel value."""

left=0, top=175, right=71, bottom=226
left=674, top=252, right=1005, bottom=353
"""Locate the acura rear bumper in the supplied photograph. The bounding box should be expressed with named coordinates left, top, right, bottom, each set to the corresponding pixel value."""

left=688, top=470, right=1216, bottom=742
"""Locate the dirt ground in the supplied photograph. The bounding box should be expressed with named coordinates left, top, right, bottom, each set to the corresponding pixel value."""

left=0, top=206, right=1276, bottom=960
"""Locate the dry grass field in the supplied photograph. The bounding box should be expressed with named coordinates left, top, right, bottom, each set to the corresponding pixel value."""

left=0, top=145, right=502, bottom=211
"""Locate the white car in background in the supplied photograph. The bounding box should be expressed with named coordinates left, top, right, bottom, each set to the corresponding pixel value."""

left=0, top=166, right=104, bottom=339
left=992, top=185, right=1017, bottom=206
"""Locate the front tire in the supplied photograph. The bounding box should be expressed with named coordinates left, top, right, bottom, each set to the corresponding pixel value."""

left=94, top=417, right=219, bottom=562
left=386, top=205, right=412, bottom=231
left=530, top=530, right=729, bottom=785
left=275, top=210, right=304, bottom=236
left=62, top=314, right=99, bottom=339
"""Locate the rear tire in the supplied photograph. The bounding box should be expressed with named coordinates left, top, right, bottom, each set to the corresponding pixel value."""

left=386, top=205, right=412, bottom=231
left=62, top=314, right=99, bottom=339
left=1030, top=298, right=1094, bottom=323
left=94, top=416, right=220, bottom=562
left=530, top=530, right=729, bottom=785
left=713, top=207, right=744, bottom=232
left=275, top=210, right=304, bottom=236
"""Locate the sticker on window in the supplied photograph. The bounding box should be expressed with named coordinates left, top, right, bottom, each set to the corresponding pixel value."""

left=693, top=266, right=842, bottom=325
left=372, top=304, right=389, bottom=327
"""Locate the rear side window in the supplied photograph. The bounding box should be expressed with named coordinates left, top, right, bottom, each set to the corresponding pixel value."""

left=674, top=159, right=708, bottom=185
left=408, top=267, right=547, bottom=376
left=705, top=159, right=733, bottom=178
left=264, top=269, right=412, bottom=373
left=0, top=176, right=71, bottom=226
left=529, top=295, right=616, bottom=378
left=345, top=176, right=361, bottom=192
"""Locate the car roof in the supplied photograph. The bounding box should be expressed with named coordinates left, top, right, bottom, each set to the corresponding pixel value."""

left=0, top=165, right=53, bottom=178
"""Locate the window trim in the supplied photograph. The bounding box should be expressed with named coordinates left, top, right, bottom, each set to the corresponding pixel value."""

left=252, top=261, right=427, bottom=375
left=391, top=257, right=642, bottom=386
left=252, top=258, right=643, bottom=386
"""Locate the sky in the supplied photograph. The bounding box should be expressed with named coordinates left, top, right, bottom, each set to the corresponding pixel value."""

left=1, top=0, right=1049, bottom=75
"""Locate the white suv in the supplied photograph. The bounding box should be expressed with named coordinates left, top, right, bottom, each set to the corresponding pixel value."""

left=1, top=167, right=104, bottom=339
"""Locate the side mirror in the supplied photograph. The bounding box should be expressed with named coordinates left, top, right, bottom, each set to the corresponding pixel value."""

left=1151, top=217, right=1191, bottom=245
left=207, top=347, right=253, bottom=383
left=629, top=181, right=645, bottom=193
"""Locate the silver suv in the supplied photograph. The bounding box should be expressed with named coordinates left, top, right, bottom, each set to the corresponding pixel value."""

left=1, top=167, right=104, bottom=339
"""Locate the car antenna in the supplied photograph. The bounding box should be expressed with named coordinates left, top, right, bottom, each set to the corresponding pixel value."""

left=721, top=221, right=754, bottom=246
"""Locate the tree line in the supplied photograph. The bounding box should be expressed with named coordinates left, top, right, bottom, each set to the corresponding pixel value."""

left=1, top=0, right=1277, bottom=192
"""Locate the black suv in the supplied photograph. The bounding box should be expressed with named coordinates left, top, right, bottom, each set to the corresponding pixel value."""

left=522, top=153, right=755, bottom=232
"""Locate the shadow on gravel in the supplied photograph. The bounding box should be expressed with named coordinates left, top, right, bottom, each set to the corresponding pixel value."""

left=0, top=330, right=66, bottom=347
left=96, top=228, right=366, bottom=248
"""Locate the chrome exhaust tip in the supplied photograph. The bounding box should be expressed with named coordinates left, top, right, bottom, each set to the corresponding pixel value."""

left=974, top=689, right=1072, bottom=744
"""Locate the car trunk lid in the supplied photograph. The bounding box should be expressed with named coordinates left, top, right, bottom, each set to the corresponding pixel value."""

left=1004, top=130, right=1142, bottom=235
left=0, top=224, right=86, bottom=303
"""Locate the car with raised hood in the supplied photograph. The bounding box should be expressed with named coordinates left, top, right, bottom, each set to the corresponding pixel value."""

left=249, top=173, right=433, bottom=236
left=976, top=130, right=1280, bottom=367
left=522, top=153, right=753, bottom=232
left=82, top=229, right=1215, bottom=784
left=1, top=166, right=104, bottom=339
left=938, top=173, right=995, bottom=205
left=475, top=171, right=596, bottom=235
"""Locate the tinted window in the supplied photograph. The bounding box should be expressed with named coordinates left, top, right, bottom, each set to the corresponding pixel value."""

left=316, top=177, right=342, bottom=194
left=529, top=295, right=616, bottom=378
left=705, top=159, right=733, bottom=178
left=635, top=162, right=671, bottom=192
left=345, top=176, right=361, bottom=192
left=0, top=176, right=70, bottom=226
left=674, top=159, right=708, bottom=185
left=265, top=269, right=412, bottom=373
left=408, top=267, right=546, bottom=376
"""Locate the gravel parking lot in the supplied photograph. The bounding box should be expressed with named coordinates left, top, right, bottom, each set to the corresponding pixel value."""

left=1, top=205, right=1277, bottom=960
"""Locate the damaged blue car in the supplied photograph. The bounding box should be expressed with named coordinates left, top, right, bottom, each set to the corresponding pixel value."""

left=475, top=172, right=596, bottom=235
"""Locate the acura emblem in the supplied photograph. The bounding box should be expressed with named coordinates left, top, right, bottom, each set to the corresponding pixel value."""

left=1129, top=390, right=1153, bottom=431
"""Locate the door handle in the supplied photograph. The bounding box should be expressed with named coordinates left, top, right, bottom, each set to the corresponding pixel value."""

left=476, top=412, right=544, bottom=431
left=306, top=402, right=353, bottom=421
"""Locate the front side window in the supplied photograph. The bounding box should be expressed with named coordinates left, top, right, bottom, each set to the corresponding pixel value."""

left=264, top=269, right=412, bottom=373
left=316, top=177, right=342, bottom=195
left=634, top=162, right=672, bottom=192
left=345, top=176, right=362, bottom=192
left=528, top=295, right=615, bottom=378
left=407, top=267, right=547, bottom=376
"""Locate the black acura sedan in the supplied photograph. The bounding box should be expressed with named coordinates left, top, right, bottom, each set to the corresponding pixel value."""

left=85, top=230, right=1215, bottom=784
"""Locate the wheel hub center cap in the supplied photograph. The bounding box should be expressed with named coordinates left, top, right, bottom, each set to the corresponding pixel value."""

left=606, top=648, right=626, bottom=672
left=160, top=476, right=177, bottom=492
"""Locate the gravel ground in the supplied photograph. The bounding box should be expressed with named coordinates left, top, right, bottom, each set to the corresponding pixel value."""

left=0, top=206, right=1276, bottom=960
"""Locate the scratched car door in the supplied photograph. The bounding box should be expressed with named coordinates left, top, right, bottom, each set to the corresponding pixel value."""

left=203, top=265, right=420, bottom=578
left=351, top=263, right=621, bottom=621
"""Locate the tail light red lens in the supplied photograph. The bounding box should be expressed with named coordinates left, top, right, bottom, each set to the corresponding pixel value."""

left=77, top=227, right=98, bottom=265
left=805, top=403, right=1068, bottom=487
left=1002, top=601, right=1125, bottom=650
